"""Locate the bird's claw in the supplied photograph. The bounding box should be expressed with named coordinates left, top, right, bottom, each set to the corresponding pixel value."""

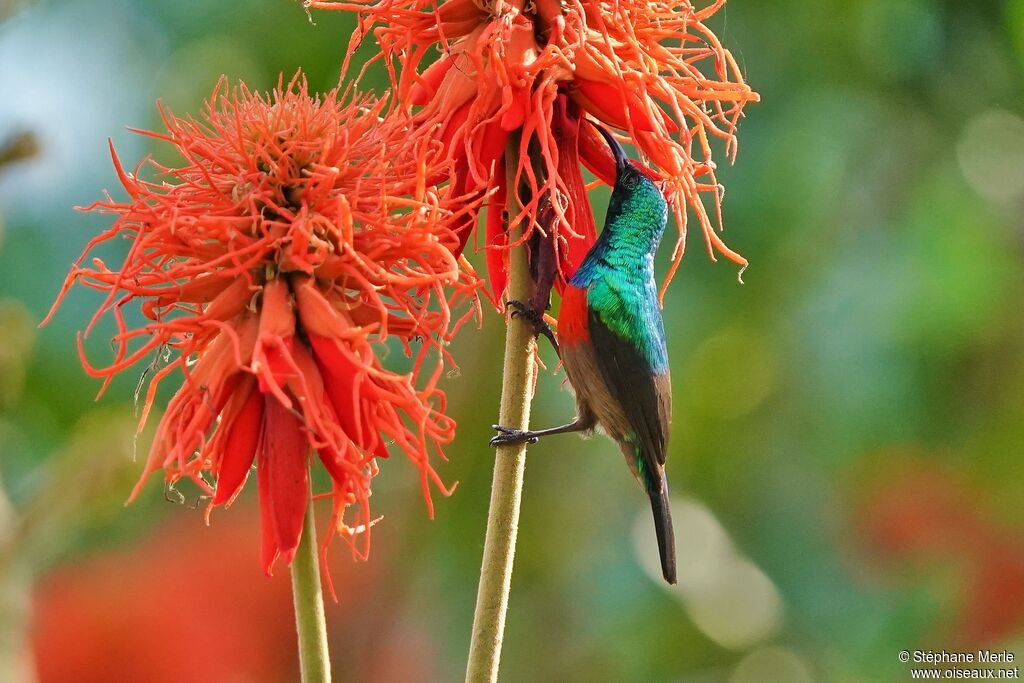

left=505, top=300, right=559, bottom=353
left=490, top=424, right=539, bottom=447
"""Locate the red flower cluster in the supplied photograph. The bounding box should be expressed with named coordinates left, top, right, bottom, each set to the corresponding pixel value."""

left=311, top=0, right=759, bottom=297
left=46, top=75, right=481, bottom=573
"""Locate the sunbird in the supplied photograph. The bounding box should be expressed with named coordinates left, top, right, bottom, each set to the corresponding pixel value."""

left=491, top=124, right=676, bottom=584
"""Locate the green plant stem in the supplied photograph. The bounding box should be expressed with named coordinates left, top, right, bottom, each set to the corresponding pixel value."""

left=0, top=471, right=33, bottom=683
left=465, top=136, right=538, bottom=683
left=291, top=483, right=331, bottom=683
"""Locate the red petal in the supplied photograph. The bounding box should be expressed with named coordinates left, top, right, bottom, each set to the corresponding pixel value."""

left=255, top=279, right=298, bottom=400
left=257, top=445, right=279, bottom=576
left=315, top=439, right=359, bottom=487
left=258, top=278, right=295, bottom=338
left=410, top=54, right=455, bottom=106
left=262, top=396, right=310, bottom=567
left=208, top=372, right=244, bottom=415
left=440, top=101, right=472, bottom=156
left=372, top=436, right=389, bottom=459
left=307, top=334, right=377, bottom=398
left=257, top=336, right=296, bottom=396
left=316, top=446, right=345, bottom=486
left=212, top=389, right=263, bottom=506
left=293, top=275, right=356, bottom=341
left=573, top=79, right=674, bottom=133
left=553, top=96, right=598, bottom=283
left=433, top=0, right=485, bottom=24
left=474, top=120, right=509, bottom=177
left=309, top=333, right=385, bottom=457
left=578, top=118, right=617, bottom=186
left=450, top=154, right=473, bottom=257
left=201, top=276, right=254, bottom=322
left=141, top=274, right=237, bottom=319
left=485, top=176, right=508, bottom=305
left=499, top=88, right=529, bottom=131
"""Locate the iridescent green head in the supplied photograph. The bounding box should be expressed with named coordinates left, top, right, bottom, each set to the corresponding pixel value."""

left=594, top=124, right=668, bottom=254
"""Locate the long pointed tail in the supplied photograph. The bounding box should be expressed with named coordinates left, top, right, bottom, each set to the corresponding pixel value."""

left=648, top=478, right=677, bottom=584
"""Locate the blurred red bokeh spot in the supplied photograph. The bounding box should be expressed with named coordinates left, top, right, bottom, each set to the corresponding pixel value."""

left=33, top=511, right=299, bottom=683
left=31, top=504, right=436, bottom=683
left=852, top=453, right=1024, bottom=646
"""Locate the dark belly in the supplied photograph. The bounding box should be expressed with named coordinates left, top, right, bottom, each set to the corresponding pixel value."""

left=560, top=340, right=633, bottom=440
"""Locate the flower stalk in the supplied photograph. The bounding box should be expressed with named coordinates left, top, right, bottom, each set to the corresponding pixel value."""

left=290, top=477, right=331, bottom=683
left=465, top=136, right=537, bottom=683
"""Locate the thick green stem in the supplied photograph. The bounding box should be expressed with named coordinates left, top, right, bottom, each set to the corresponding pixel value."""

left=0, top=472, right=32, bottom=683
left=465, top=136, right=537, bottom=683
left=291, top=485, right=331, bottom=683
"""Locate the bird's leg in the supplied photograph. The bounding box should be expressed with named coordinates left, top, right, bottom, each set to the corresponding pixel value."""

left=490, top=417, right=586, bottom=446
left=506, top=299, right=559, bottom=355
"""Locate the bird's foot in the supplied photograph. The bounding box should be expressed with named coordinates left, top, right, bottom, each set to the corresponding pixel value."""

left=506, top=300, right=559, bottom=352
left=490, top=424, right=540, bottom=447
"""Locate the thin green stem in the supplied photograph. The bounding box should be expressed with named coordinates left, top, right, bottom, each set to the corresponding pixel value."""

left=291, top=483, right=331, bottom=683
left=465, top=135, right=537, bottom=683
left=0, top=471, right=33, bottom=683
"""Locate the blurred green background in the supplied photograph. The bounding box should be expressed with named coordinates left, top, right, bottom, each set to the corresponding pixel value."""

left=2, top=1, right=1024, bottom=681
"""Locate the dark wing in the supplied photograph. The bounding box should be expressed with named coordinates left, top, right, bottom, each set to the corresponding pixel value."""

left=587, top=296, right=670, bottom=472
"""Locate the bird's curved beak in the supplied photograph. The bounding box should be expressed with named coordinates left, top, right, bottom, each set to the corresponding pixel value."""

left=592, top=122, right=629, bottom=178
